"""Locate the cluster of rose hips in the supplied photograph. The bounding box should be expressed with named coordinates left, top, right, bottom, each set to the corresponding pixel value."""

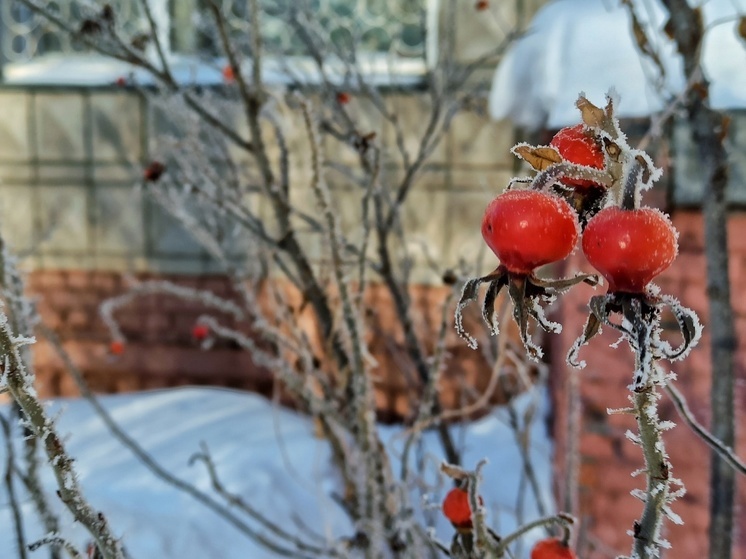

left=456, top=95, right=700, bottom=391
left=442, top=487, right=575, bottom=558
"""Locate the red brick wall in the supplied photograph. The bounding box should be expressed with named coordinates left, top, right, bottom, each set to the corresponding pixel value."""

left=551, top=210, right=746, bottom=558
left=27, top=272, right=517, bottom=421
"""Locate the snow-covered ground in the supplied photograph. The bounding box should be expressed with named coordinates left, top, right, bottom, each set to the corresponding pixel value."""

left=0, top=387, right=553, bottom=558
left=489, top=0, right=746, bottom=130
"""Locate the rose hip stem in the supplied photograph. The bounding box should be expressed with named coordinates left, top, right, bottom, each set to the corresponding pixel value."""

left=622, top=160, right=642, bottom=211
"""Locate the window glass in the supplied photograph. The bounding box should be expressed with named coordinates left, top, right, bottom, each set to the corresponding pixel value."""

left=1, top=0, right=426, bottom=62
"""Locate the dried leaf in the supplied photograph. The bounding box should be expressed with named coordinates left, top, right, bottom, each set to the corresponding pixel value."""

left=512, top=145, right=561, bottom=171
left=738, top=16, right=746, bottom=41
left=663, top=18, right=675, bottom=40
left=719, top=114, right=732, bottom=142
left=576, top=96, right=605, bottom=128
left=635, top=154, right=651, bottom=184
left=629, top=8, right=666, bottom=78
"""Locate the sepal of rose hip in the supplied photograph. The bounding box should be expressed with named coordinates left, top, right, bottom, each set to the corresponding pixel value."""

left=567, top=290, right=701, bottom=391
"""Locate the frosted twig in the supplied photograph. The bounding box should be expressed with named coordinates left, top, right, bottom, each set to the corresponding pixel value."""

left=99, top=279, right=244, bottom=341
left=507, top=399, right=549, bottom=519
left=0, top=412, right=28, bottom=559
left=28, top=536, right=82, bottom=559
left=665, top=383, right=746, bottom=477
left=17, top=432, right=61, bottom=559
left=189, top=442, right=336, bottom=557
left=135, top=0, right=172, bottom=80
left=496, top=513, right=575, bottom=556
left=0, top=313, right=125, bottom=559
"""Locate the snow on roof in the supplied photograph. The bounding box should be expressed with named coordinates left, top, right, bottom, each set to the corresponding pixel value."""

left=1, top=53, right=426, bottom=89
left=489, top=0, right=746, bottom=130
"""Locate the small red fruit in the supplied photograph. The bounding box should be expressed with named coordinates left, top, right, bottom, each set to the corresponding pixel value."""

left=114, top=76, right=127, bottom=87
left=336, top=92, right=351, bottom=105
left=109, top=341, right=125, bottom=356
left=222, top=65, right=235, bottom=82
left=582, top=206, right=677, bottom=293
left=531, top=538, right=577, bottom=559
left=442, top=487, right=483, bottom=529
left=482, top=190, right=579, bottom=275
left=143, top=161, right=165, bottom=182
left=550, top=124, right=605, bottom=188
left=192, top=324, right=209, bottom=341
left=475, top=0, right=489, bottom=10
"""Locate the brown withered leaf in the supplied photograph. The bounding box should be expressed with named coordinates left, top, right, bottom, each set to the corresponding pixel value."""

left=739, top=16, right=746, bottom=42
left=629, top=8, right=666, bottom=78
left=576, top=96, right=605, bottom=128
left=663, top=18, right=675, bottom=40
left=513, top=145, right=562, bottom=171
left=692, top=81, right=709, bottom=100
left=719, top=114, right=732, bottom=142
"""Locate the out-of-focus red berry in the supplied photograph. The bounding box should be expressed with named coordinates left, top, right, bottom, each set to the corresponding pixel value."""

left=143, top=161, right=165, bottom=182
left=475, top=0, right=489, bottom=10
left=222, top=65, right=235, bottom=82
left=115, top=76, right=127, bottom=87
left=192, top=324, right=209, bottom=341
left=531, top=538, right=577, bottom=559
left=110, top=341, right=125, bottom=356
left=336, top=92, right=351, bottom=105
left=442, top=487, right=483, bottom=529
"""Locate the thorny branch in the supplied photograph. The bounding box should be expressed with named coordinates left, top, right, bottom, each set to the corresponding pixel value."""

left=0, top=316, right=125, bottom=558
left=0, top=412, right=28, bottom=559
left=28, top=537, right=83, bottom=559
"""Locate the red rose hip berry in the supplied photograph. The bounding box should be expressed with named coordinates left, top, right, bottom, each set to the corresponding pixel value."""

left=582, top=206, right=677, bottom=293
left=531, top=538, right=577, bottom=559
left=192, top=324, right=209, bottom=342
left=109, top=341, right=125, bottom=356
left=143, top=161, right=166, bottom=182
left=550, top=124, right=605, bottom=188
left=442, top=487, right=483, bottom=529
left=482, top=190, right=579, bottom=275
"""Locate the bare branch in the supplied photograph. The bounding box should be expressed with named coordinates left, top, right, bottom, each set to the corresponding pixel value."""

left=665, top=384, right=746, bottom=477
left=0, top=412, right=28, bottom=559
